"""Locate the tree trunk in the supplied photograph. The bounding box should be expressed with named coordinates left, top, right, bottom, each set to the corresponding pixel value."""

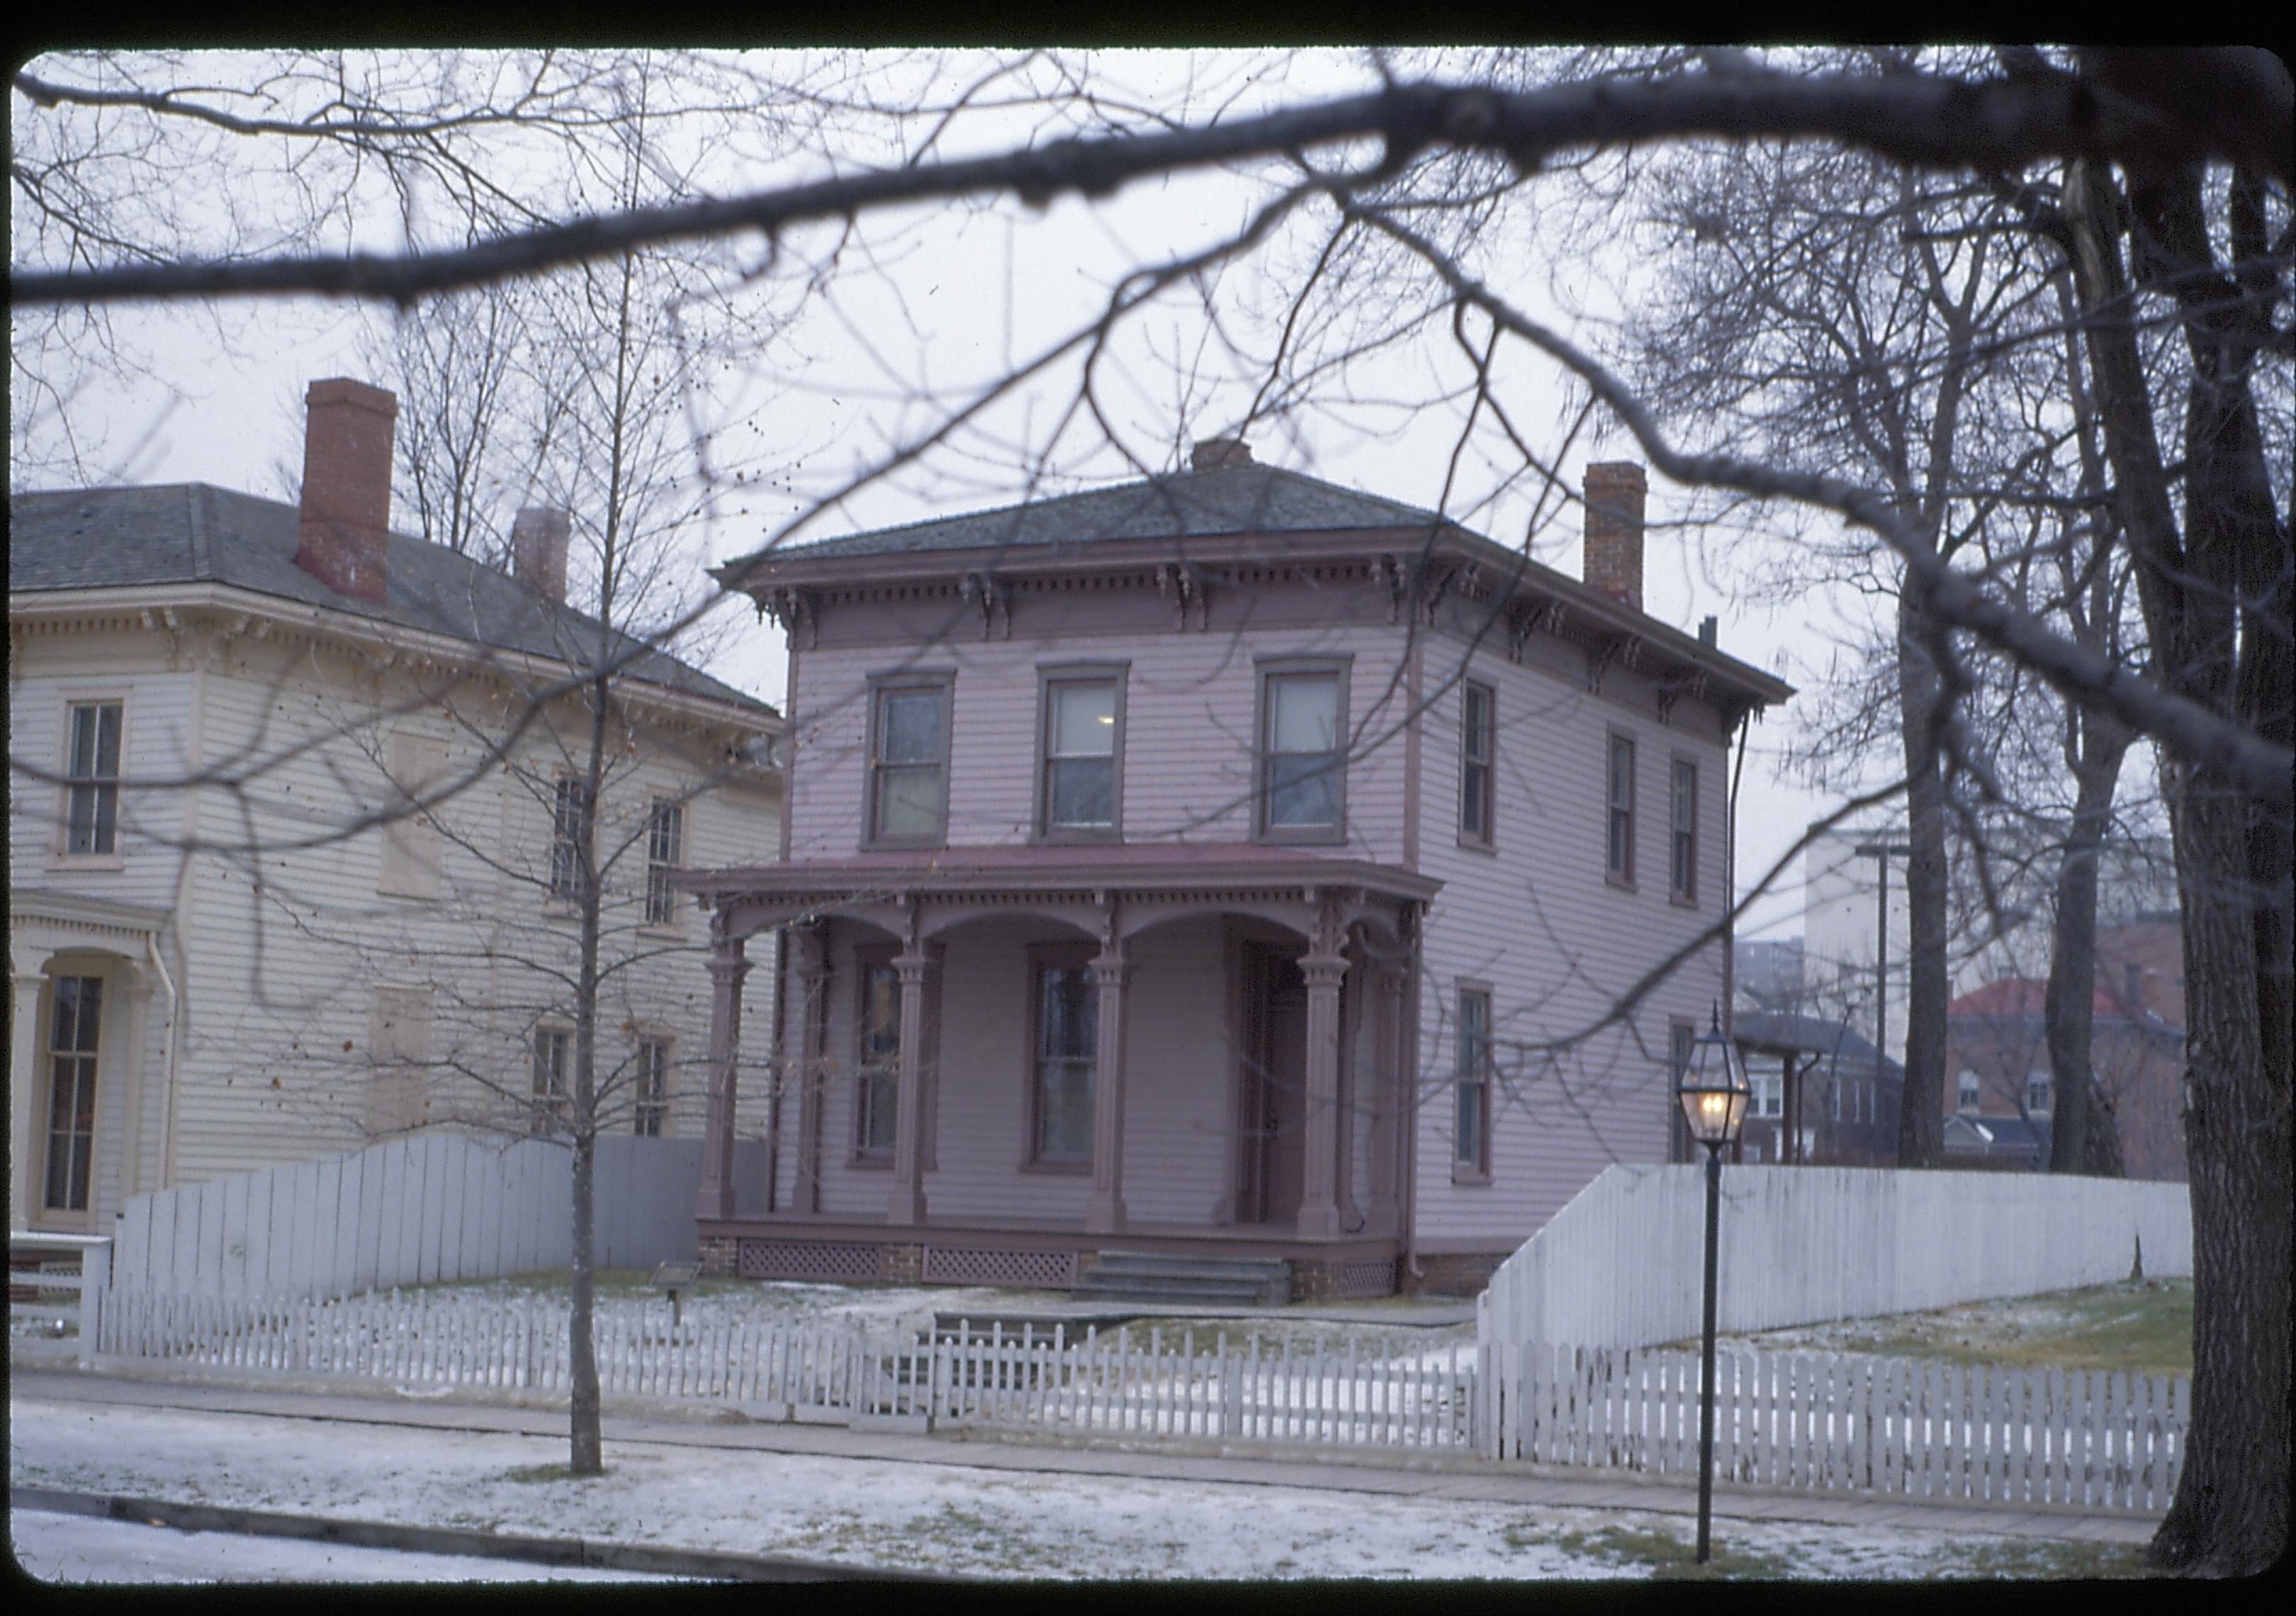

left=1893, top=579, right=1949, bottom=1169
left=2045, top=717, right=2129, bottom=1177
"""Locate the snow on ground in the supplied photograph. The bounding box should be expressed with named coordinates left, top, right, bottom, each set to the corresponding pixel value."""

left=9, top=1396, right=2125, bottom=1581
left=9, top=1509, right=690, bottom=1583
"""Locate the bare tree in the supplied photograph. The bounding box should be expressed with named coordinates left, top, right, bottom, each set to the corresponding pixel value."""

left=10, top=46, right=2289, bottom=1570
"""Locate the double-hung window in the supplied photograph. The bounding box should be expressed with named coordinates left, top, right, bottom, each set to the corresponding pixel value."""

left=1460, top=681, right=1495, bottom=846
left=64, top=701, right=123, bottom=857
left=634, top=1038, right=670, bottom=1136
left=531, top=1027, right=571, bottom=1134
left=1670, top=758, right=1698, bottom=904
left=855, top=950, right=901, bottom=1160
left=548, top=776, right=593, bottom=901
left=1455, top=988, right=1493, bottom=1179
left=1259, top=661, right=1346, bottom=840
left=1959, top=1071, right=1982, bottom=1113
left=867, top=678, right=951, bottom=845
left=1038, top=670, right=1123, bottom=838
left=44, top=975, right=103, bottom=1212
left=644, top=799, right=684, bottom=926
left=1606, top=731, right=1637, bottom=885
left=2025, top=1071, right=2052, bottom=1115
left=1030, top=948, right=1097, bottom=1164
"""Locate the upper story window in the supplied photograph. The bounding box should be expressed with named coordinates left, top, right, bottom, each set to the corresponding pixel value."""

left=1605, top=731, right=1637, bottom=886
left=1460, top=682, right=1495, bottom=846
left=645, top=799, right=685, bottom=926
left=1258, top=660, right=1347, bottom=841
left=379, top=729, right=446, bottom=899
left=1752, top=1067, right=1784, bottom=1118
left=64, top=701, right=123, bottom=857
left=1670, top=758, right=1698, bottom=904
left=634, top=1038, right=670, bottom=1136
left=1958, top=1070, right=1982, bottom=1113
left=2025, top=1070, right=2052, bottom=1114
left=1038, top=669, right=1124, bottom=839
left=548, top=775, right=593, bottom=901
left=867, top=676, right=952, bottom=846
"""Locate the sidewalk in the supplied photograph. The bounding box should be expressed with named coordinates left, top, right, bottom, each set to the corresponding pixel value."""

left=10, top=1363, right=2157, bottom=1550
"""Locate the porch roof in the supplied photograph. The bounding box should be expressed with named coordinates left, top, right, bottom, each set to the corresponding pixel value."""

left=678, top=841, right=1441, bottom=936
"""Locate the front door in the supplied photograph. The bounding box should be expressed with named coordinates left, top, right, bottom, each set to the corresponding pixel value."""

left=1240, top=946, right=1306, bottom=1225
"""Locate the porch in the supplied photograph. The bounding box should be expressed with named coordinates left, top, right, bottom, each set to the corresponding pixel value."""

left=677, top=844, right=1442, bottom=1299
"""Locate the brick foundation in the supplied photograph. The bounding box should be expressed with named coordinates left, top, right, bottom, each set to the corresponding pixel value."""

left=1402, top=1251, right=1507, bottom=1297
left=697, top=1235, right=740, bottom=1279
left=879, top=1242, right=924, bottom=1284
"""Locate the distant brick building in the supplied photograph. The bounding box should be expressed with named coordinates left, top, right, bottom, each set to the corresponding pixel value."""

left=1942, top=975, right=2186, bottom=1182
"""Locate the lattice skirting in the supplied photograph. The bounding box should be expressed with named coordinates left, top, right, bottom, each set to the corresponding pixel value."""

left=738, top=1240, right=884, bottom=1283
left=921, top=1247, right=1080, bottom=1289
left=1341, top=1258, right=1398, bottom=1299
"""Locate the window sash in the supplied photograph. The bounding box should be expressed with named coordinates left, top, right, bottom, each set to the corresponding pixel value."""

left=1043, top=678, right=1119, bottom=831
left=645, top=801, right=683, bottom=925
left=65, top=702, right=123, bottom=856
left=1461, top=683, right=1494, bottom=841
left=857, top=961, right=901, bottom=1156
left=1670, top=761, right=1697, bottom=899
left=549, top=778, right=593, bottom=899
left=1261, top=671, right=1342, bottom=832
left=532, top=1030, right=570, bottom=1132
left=1606, top=735, right=1636, bottom=880
left=634, top=1040, right=669, bottom=1136
left=44, top=975, right=103, bottom=1211
left=1034, top=963, right=1097, bottom=1160
left=870, top=684, right=948, bottom=843
left=1455, top=990, right=1491, bottom=1169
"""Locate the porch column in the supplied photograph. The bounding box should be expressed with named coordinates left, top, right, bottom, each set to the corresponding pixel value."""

left=1366, top=960, right=1407, bottom=1229
left=887, top=945, right=932, bottom=1225
left=11, top=966, right=46, bottom=1230
left=1086, top=936, right=1131, bottom=1234
left=790, top=924, right=831, bottom=1215
left=1296, top=945, right=1347, bottom=1239
left=695, top=930, right=750, bottom=1223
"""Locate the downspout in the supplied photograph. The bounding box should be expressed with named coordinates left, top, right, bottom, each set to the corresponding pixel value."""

left=763, top=921, right=788, bottom=1215
left=142, top=933, right=179, bottom=1199
left=158, top=620, right=212, bottom=1191
left=1401, top=899, right=1425, bottom=1286
left=1724, top=707, right=1752, bottom=1036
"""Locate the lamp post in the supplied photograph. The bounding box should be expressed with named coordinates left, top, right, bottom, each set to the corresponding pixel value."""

left=1677, top=1001, right=1751, bottom=1566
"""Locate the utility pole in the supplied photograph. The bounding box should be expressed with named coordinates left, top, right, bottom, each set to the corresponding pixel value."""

left=1855, top=839, right=1911, bottom=1148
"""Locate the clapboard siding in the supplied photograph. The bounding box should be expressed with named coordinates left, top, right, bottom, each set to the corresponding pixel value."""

left=12, top=605, right=780, bottom=1232
left=1411, top=634, right=1731, bottom=1252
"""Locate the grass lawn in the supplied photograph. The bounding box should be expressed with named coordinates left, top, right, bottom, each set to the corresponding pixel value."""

left=1713, top=1278, right=2193, bottom=1379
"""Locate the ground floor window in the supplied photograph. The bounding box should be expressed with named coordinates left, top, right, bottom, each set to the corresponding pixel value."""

left=634, top=1038, right=670, bottom=1136
left=1455, top=988, right=1492, bottom=1176
left=856, top=952, right=900, bottom=1158
left=45, top=975, right=103, bottom=1211
left=531, top=1027, right=570, bottom=1134
left=1031, top=950, right=1097, bottom=1162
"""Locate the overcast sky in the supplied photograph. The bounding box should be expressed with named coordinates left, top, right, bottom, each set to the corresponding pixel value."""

left=11, top=49, right=1910, bottom=947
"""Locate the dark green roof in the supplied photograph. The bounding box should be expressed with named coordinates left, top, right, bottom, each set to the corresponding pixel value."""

left=10, top=483, right=770, bottom=715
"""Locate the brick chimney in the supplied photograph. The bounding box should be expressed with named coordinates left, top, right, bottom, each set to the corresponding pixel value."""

left=293, top=378, right=398, bottom=603
left=510, top=507, right=572, bottom=605
left=1191, top=436, right=1252, bottom=471
left=1582, top=461, right=1646, bottom=612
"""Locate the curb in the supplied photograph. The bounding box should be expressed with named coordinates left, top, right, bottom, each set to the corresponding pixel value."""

left=9, top=1486, right=972, bottom=1582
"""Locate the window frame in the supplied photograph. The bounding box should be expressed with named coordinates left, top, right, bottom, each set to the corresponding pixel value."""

left=547, top=774, right=595, bottom=903
left=633, top=1035, right=671, bottom=1137
left=1254, top=654, right=1352, bottom=846
left=1604, top=728, right=1638, bottom=889
left=1668, top=753, right=1699, bottom=906
left=861, top=670, right=955, bottom=850
left=531, top=1026, right=572, bottom=1135
left=1957, top=1070, right=1983, bottom=1113
left=1458, top=679, right=1497, bottom=850
left=1668, top=1017, right=1698, bottom=1164
left=1024, top=941, right=1099, bottom=1171
left=643, top=795, right=687, bottom=929
left=56, top=695, right=128, bottom=865
left=378, top=727, right=448, bottom=900
left=42, top=972, right=105, bottom=1215
left=1033, top=662, right=1129, bottom=843
left=1453, top=983, right=1494, bottom=1184
left=2025, top=1070, right=2052, bottom=1115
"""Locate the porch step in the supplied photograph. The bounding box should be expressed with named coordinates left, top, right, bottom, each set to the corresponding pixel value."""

left=1069, top=1250, right=1293, bottom=1308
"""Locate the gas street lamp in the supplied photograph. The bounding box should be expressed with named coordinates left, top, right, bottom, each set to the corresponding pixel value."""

left=1676, top=1001, right=1750, bottom=1565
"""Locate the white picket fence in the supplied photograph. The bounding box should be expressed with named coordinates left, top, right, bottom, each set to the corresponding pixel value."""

left=1483, top=1342, right=2186, bottom=1515
left=88, top=1288, right=1475, bottom=1449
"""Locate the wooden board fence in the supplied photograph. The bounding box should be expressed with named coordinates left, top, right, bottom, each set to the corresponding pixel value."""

left=1484, top=1340, right=2185, bottom=1515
